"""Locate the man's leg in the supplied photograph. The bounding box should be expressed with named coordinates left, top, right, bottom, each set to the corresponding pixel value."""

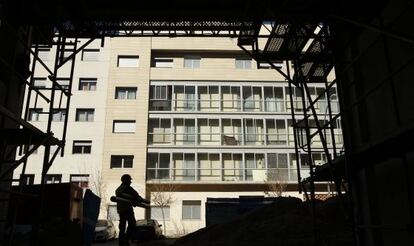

left=125, top=210, right=136, bottom=243
left=119, top=213, right=127, bottom=246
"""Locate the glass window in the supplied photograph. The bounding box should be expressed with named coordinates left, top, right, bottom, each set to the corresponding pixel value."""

left=20, top=174, right=35, bottom=185
left=113, top=120, right=136, bottom=133
left=81, top=49, right=99, bottom=61
left=184, top=86, right=196, bottom=111
left=184, top=119, right=196, bottom=143
left=56, top=78, right=70, bottom=91
left=52, top=109, right=67, bottom=122
left=117, top=55, right=139, bottom=67
left=38, top=48, right=50, bottom=61
left=110, top=155, right=134, bottom=168
left=184, top=56, right=201, bottom=69
left=33, top=77, right=47, bottom=88
left=151, top=206, right=170, bottom=221
left=28, top=108, right=42, bottom=121
left=72, top=140, right=92, bottom=154
left=235, top=58, right=252, bottom=69
left=45, top=174, right=62, bottom=184
left=70, top=174, right=89, bottom=188
left=79, top=78, right=97, bottom=91
left=182, top=200, right=201, bottom=220
left=153, top=58, right=173, bottom=68
left=107, top=205, right=119, bottom=221
left=115, top=87, right=137, bottom=99
left=76, top=109, right=94, bottom=122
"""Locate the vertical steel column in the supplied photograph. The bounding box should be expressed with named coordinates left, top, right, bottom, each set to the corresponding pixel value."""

left=33, top=35, right=62, bottom=245
left=324, top=80, right=337, bottom=157
left=286, top=60, right=302, bottom=193
left=295, top=60, right=318, bottom=244
left=60, top=37, right=77, bottom=156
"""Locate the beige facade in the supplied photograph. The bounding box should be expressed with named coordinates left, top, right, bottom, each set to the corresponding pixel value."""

left=16, top=36, right=341, bottom=236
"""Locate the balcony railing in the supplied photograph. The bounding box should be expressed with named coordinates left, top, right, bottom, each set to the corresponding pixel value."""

left=146, top=168, right=299, bottom=182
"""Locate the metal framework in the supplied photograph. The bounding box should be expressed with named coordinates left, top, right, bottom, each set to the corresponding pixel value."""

left=0, top=18, right=100, bottom=243
left=237, top=21, right=349, bottom=244
left=0, top=0, right=401, bottom=244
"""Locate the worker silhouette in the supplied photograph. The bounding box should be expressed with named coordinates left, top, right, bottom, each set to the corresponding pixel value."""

left=115, top=174, right=140, bottom=246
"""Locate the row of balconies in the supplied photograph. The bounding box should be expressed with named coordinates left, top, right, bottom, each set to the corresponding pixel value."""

left=146, top=152, right=328, bottom=182
left=148, top=118, right=343, bottom=147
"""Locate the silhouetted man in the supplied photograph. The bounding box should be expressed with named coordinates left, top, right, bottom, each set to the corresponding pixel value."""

left=115, top=174, right=140, bottom=246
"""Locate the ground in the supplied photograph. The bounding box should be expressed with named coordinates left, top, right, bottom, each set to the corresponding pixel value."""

left=93, top=238, right=176, bottom=246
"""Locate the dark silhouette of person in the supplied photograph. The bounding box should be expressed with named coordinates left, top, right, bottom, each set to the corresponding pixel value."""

left=115, top=174, right=140, bottom=246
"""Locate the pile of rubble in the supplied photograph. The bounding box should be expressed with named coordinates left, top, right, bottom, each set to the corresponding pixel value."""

left=173, top=196, right=352, bottom=246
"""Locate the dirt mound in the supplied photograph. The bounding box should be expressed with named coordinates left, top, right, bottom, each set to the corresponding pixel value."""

left=173, top=196, right=352, bottom=246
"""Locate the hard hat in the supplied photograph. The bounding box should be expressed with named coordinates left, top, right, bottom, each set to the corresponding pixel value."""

left=121, top=174, right=132, bottom=183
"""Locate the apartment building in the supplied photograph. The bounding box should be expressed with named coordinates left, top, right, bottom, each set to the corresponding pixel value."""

left=15, top=37, right=341, bottom=236
left=13, top=38, right=111, bottom=196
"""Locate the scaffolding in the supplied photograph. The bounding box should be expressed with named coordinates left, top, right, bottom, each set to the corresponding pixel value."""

left=0, top=16, right=101, bottom=243
left=237, top=21, right=350, bottom=244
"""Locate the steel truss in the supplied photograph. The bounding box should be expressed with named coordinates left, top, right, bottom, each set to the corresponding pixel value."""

left=0, top=20, right=97, bottom=244
left=238, top=21, right=351, bottom=244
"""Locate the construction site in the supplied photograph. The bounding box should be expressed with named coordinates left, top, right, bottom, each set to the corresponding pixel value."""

left=0, top=0, right=413, bottom=245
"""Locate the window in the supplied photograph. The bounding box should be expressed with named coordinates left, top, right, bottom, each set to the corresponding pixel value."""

left=184, top=86, right=196, bottom=110
left=184, top=119, right=196, bottom=143
left=45, top=174, right=62, bottom=184
left=153, top=58, right=173, bottom=68
left=107, top=205, right=119, bottom=221
left=110, top=155, right=134, bottom=168
left=266, top=119, right=287, bottom=145
left=115, top=87, right=137, bottom=99
left=184, top=56, right=201, bottom=69
left=79, top=78, right=97, bottom=91
left=72, top=140, right=92, bottom=154
left=182, top=200, right=201, bottom=220
left=28, top=108, right=42, bottom=121
left=70, top=174, right=89, bottom=188
left=62, top=50, right=73, bottom=59
left=21, top=144, right=38, bottom=155
left=149, top=85, right=171, bottom=111
left=147, top=153, right=170, bottom=180
left=21, top=174, right=35, bottom=185
left=56, top=78, right=70, bottom=90
left=151, top=206, right=170, bottom=221
left=117, top=55, right=139, bottom=67
left=38, top=48, right=50, bottom=61
left=81, top=49, right=99, bottom=61
left=113, top=120, right=136, bottom=133
left=235, top=58, right=252, bottom=69
left=52, top=109, right=67, bottom=122
left=33, top=77, right=47, bottom=88
left=76, top=109, right=95, bottom=122
left=264, top=87, right=284, bottom=112
left=148, top=118, right=171, bottom=144
left=258, top=61, right=283, bottom=69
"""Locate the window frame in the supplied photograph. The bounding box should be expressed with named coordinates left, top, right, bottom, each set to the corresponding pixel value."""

left=81, top=49, right=100, bottom=61
left=44, top=174, right=62, bottom=184
left=183, top=56, right=201, bottom=69
left=72, top=140, right=92, bottom=154
left=182, top=200, right=201, bottom=220
left=112, top=120, right=136, bottom=133
left=79, top=78, right=97, bottom=91
left=117, top=55, right=140, bottom=67
left=75, top=108, right=95, bottom=122
left=235, top=58, right=252, bottom=69
left=70, top=174, right=90, bottom=188
left=110, top=155, right=134, bottom=168
left=115, top=87, right=137, bottom=99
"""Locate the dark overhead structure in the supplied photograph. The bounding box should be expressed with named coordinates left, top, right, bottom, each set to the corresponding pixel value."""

left=1, top=0, right=413, bottom=245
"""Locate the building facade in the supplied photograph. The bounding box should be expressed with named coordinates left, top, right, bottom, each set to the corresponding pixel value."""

left=14, top=37, right=341, bottom=236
